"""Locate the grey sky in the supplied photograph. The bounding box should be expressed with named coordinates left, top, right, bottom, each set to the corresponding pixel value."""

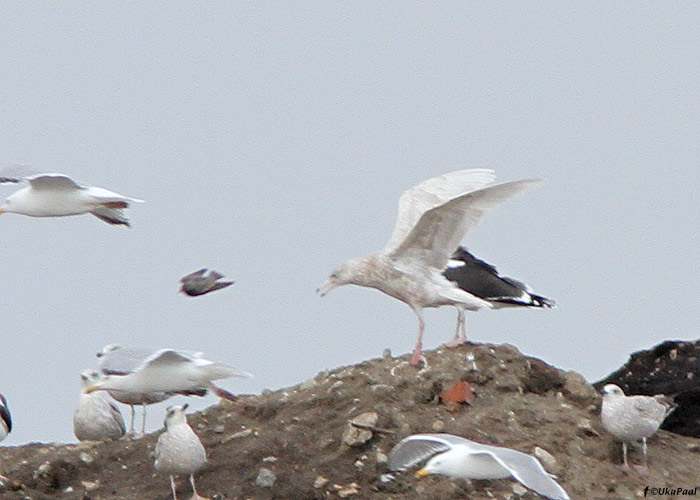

left=1, top=3, right=698, bottom=445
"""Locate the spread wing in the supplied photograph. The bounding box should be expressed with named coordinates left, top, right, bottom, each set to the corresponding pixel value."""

left=388, top=179, right=542, bottom=269
left=138, top=349, right=198, bottom=371
left=384, top=169, right=496, bottom=253
left=27, top=174, right=84, bottom=190
left=483, top=447, right=570, bottom=500
left=388, top=433, right=468, bottom=471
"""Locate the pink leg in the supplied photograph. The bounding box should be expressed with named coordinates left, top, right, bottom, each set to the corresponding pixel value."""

left=410, top=314, right=425, bottom=366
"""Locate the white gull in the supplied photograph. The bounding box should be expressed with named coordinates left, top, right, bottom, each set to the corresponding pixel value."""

left=600, top=384, right=673, bottom=473
left=388, top=433, right=569, bottom=500
left=318, top=169, right=541, bottom=365
left=73, top=370, right=126, bottom=442
left=88, top=347, right=251, bottom=396
left=0, top=172, right=143, bottom=226
left=155, top=403, right=208, bottom=500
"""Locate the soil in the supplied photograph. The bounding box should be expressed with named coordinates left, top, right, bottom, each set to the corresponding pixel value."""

left=2, top=342, right=700, bottom=500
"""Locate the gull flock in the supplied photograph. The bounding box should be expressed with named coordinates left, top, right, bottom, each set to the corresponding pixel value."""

left=0, top=169, right=678, bottom=499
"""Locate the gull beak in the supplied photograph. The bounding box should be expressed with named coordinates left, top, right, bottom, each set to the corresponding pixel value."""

left=85, top=385, right=100, bottom=394
left=415, top=469, right=431, bottom=478
left=317, top=279, right=337, bottom=297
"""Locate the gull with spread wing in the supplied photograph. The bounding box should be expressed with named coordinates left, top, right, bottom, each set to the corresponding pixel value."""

left=0, top=172, right=142, bottom=226
left=318, top=169, right=541, bottom=365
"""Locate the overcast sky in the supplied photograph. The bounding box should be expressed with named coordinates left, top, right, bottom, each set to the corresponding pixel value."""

left=1, top=3, right=699, bottom=445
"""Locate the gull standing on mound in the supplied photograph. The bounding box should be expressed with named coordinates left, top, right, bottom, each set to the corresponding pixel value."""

left=155, top=404, right=208, bottom=500
left=601, top=384, right=672, bottom=473
left=318, top=169, right=541, bottom=366
left=0, top=173, right=143, bottom=226
left=443, top=247, right=555, bottom=346
left=388, top=433, right=569, bottom=500
left=73, top=370, right=126, bottom=441
left=88, top=348, right=251, bottom=396
left=180, top=269, right=235, bottom=296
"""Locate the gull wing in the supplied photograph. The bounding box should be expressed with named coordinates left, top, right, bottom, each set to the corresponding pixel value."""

left=631, top=396, right=668, bottom=423
left=384, top=169, right=496, bottom=253
left=99, top=346, right=161, bottom=375
left=26, top=174, right=84, bottom=190
left=138, top=349, right=197, bottom=371
left=482, top=446, right=570, bottom=500
left=388, top=179, right=542, bottom=269
left=388, top=433, right=467, bottom=471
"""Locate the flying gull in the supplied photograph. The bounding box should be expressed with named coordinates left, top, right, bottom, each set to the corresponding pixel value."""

left=97, top=345, right=175, bottom=437
left=388, top=433, right=569, bottom=500
left=73, top=370, right=126, bottom=441
left=88, top=347, right=251, bottom=396
left=600, top=384, right=672, bottom=473
left=0, top=172, right=143, bottom=226
left=318, top=169, right=541, bottom=365
left=180, top=269, right=235, bottom=297
left=155, top=403, right=208, bottom=500
left=443, top=247, right=555, bottom=346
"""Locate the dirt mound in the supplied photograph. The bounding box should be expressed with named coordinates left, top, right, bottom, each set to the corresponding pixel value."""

left=596, top=339, right=700, bottom=438
left=2, top=343, right=699, bottom=500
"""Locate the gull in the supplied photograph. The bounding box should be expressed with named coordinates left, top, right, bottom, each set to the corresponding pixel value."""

left=0, top=172, right=143, bottom=226
left=155, top=404, right=208, bottom=500
left=318, top=169, right=541, bottom=365
left=443, top=247, right=555, bottom=346
left=73, top=370, right=126, bottom=441
left=180, top=269, right=235, bottom=297
left=88, top=347, right=251, bottom=396
left=388, top=433, right=569, bottom=500
left=0, top=393, right=10, bottom=442
left=601, top=384, right=671, bottom=473
left=0, top=393, right=12, bottom=486
left=97, top=344, right=175, bottom=438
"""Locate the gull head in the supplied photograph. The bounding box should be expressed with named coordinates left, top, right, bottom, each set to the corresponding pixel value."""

left=80, top=370, right=101, bottom=391
left=317, top=258, right=366, bottom=296
left=601, top=384, right=624, bottom=397
left=164, top=403, right=189, bottom=428
left=415, top=453, right=458, bottom=479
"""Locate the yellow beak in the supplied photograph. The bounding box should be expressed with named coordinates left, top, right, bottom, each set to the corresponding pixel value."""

left=85, top=385, right=100, bottom=394
left=415, top=469, right=431, bottom=478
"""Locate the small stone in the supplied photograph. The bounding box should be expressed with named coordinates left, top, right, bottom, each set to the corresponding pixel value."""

left=576, top=418, right=600, bottom=437
left=512, top=482, right=528, bottom=496
left=342, top=412, right=378, bottom=446
left=382, top=348, right=392, bottom=359
left=313, top=475, right=329, bottom=489
left=354, top=460, right=364, bottom=469
left=562, top=371, right=598, bottom=405
left=686, top=443, right=700, bottom=453
left=338, top=483, right=360, bottom=498
left=224, top=428, right=253, bottom=442
left=534, top=446, right=560, bottom=474
left=79, top=452, right=94, bottom=464
left=299, top=378, right=316, bottom=391
left=262, top=456, right=278, bottom=463
left=431, top=420, right=445, bottom=432
left=375, top=450, right=388, bottom=464
left=379, top=473, right=394, bottom=483
left=213, top=425, right=225, bottom=434
left=255, top=467, right=276, bottom=488
left=81, top=480, right=100, bottom=491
